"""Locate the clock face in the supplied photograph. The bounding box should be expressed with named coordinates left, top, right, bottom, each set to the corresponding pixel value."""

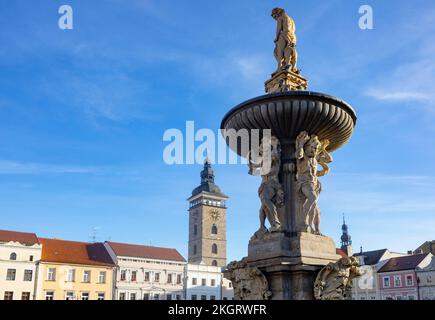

left=209, top=209, right=220, bottom=222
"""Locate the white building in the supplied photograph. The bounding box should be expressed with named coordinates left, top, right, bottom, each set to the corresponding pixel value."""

left=0, top=230, right=42, bottom=300
left=417, top=255, right=435, bottom=300
left=185, top=263, right=233, bottom=300
left=352, top=248, right=407, bottom=300
left=104, top=241, right=186, bottom=300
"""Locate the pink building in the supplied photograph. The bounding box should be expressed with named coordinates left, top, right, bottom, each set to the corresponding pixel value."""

left=378, top=253, right=432, bottom=300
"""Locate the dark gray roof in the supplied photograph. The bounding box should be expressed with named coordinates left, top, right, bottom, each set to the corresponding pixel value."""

left=378, top=253, right=429, bottom=273
left=191, top=160, right=227, bottom=198
left=354, top=249, right=388, bottom=265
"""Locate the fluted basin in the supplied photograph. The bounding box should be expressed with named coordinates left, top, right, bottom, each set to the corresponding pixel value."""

left=221, top=91, right=356, bottom=156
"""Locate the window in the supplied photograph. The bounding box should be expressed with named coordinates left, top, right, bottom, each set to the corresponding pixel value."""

left=202, top=278, right=206, bottom=286
left=47, top=268, right=56, bottom=281
left=383, top=276, right=390, bottom=287
left=406, top=275, right=414, bottom=286
left=21, top=270, right=32, bottom=282
left=83, top=270, right=91, bottom=283
left=193, top=245, right=197, bottom=255
left=212, top=244, right=218, bottom=254
left=212, top=260, right=218, bottom=266
left=99, top=271, right=106, bottom=284
left=67, top=269, right=75, bottom=282
left=45, top=292, right=54, bottom=300
left=192, top=278, right=197, bottom=285
left=130, top=293, right=136, bottom=300
left=98, top=293, right=105, bottom=300
left=81, top=292, right=89, bottom=300
left=21, top=292, right=30, bottom=300
left=167, top=274, right=173, bottom=284
left=9, top=252, right=17, bottom=260
left=65, top=292, right=74, bottom=300
left=408, top=295, right=415, bottom=300
left=396, top=295, right=403, bottom=300
left=155, top=273, right=160, bottom=282
left=4, top=292, right=13, bottom=300
left=177, top=274, right=182, bottom=284
left=6, top=269, right=16, bottom=281
left=29, top=255, right=34, bottom=262
left=145, top=272, right=150, bottom=282
left=394, top=275, right=402, bottom=287
left=427, top=275, right=432, bottom=283
left=229, top=282, right=232, bottom=288
left=211, top=279, right=216, bottom=286
left=119, top=292, right=126, bottom=300
left=385, top=297, right=393, bottom=300
left=131, top=271, right=137, bottom=282
left=211, top=225, right=218, bottom=235
left=176, top=294, right=181, bottom=300
left=120, top=270, right=126, bottom=281
left=193, top=224, right=198, bottom=235
left=143, top=293, right=150, bottom=300
left=166, top=294, right=172, bottom=300
left=191, top=295, right=197, bottom=300
left=201, top=295, right=207, bottom=300
left=154, top=294, right=159, bottom=300
left=210, top=295, right=216, bottom=300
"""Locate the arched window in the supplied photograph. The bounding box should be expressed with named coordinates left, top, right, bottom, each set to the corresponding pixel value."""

left=212, top=260, right=218, bottom=267
left=212, top=244, right=218, bottom=254
left=10, top=252, right=17, bottom=260
left=193, top=245, right=197, bottom=255
left=193, top=224, right=198, bottom=236
left=211, top=225, right=218, bottom=235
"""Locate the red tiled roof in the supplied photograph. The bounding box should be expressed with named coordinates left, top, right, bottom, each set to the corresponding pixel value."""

left=0, top=229, right=39, bottom=245
left=378, top=253, right=429, bottom=273
left=336, top=248, right=348, bottom=258
left=107, top=241, right=186, bottom=262
left=39, top=238, right=115, bottom=267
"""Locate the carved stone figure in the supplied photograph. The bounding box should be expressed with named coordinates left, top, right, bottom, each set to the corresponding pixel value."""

left=226, top=259, right=272, bottom=300
left=248, top=136, right=284, bottom=236
left=272, top=7, right=298, bottom=73
left=314, top=256, right=361, bottom=300
left=295, top=131, right=332, bottom=234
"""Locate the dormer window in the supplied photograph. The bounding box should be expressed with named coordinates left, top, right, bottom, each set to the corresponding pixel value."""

left=9, top=252, right=17, bottom=261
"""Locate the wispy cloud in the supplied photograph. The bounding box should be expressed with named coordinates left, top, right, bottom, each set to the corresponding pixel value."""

left=0, top=161, right=98, bottom=175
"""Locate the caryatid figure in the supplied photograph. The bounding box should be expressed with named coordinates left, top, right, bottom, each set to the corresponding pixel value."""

left=271, top=7, right=298, bottom=73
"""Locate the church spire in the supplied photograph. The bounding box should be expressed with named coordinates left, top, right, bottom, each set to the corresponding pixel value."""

left=191, top=159, right=226, bottom=197
left=340, top=213, right=352, bottom=256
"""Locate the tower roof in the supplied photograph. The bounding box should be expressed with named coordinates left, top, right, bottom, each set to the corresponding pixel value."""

left=340, top=214, right=352, bottom=247
left=190, top=159, right=227, bottom=198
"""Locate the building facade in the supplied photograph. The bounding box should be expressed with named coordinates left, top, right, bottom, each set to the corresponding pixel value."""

left=416, top=255, right=435, bottom=300
left=378, top=253, right=432, bottom=300
left=0, top=230, right=42, bottom=300
left=352, top=249, right=406, bottom=300
left=104, top=241, right=186, bottom=300
left=185, top=264, right=224, bottom=300
left=36, top=238, right=115, bottom=300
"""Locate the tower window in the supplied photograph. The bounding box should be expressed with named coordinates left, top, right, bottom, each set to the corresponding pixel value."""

left=211, top=225, right=218, bottom=235
left=193, top=224, right=198, bottom=235
left=212, top=244, right=218, bottom=254
left=212, top=260, right=218, bottom=266
left=193, top=245, right=197, bottom=255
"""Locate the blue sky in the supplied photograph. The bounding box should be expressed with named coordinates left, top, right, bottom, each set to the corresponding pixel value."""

left=1, top=0, right=435, bottom=261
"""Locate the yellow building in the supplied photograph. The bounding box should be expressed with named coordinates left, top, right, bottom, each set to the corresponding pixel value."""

left=36, top=238, right=115, bottom=300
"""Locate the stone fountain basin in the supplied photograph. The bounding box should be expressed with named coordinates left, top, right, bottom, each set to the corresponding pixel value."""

left=221, top=91, right=356, bottom=157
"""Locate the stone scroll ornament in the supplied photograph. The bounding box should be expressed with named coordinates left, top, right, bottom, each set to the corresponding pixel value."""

left=247, top=136, right=284, bottom=238
left=295, top=131, right=332, bottom=234
left=226, top=259, right=272, bottom=300
left=314, top=256, right=361, bottom=300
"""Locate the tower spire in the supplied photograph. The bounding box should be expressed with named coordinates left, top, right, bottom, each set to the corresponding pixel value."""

left=340, top=214, right=352, bottom=256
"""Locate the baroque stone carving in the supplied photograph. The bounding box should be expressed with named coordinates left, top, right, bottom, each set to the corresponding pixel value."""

left=295, top=131, right=332, bottom=234
left=314, top=256, right=361, bottom=300
left=226, top=259, right=272, bottom=300
left=272, top=7, right=298, bottom=72
left=248, top=136, right=284, bottom=237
